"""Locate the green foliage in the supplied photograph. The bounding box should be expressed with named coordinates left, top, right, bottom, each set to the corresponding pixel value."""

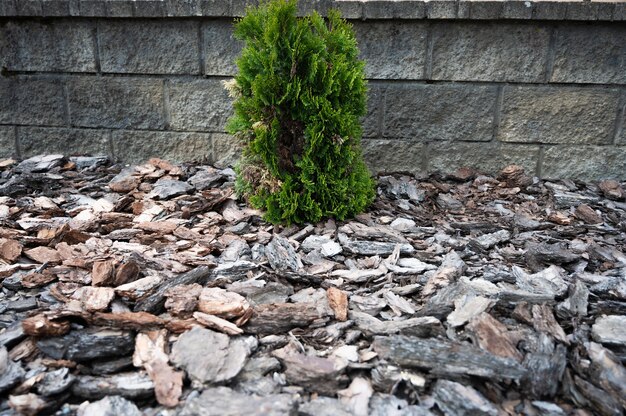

left=226, top=0, right=375, bottom=224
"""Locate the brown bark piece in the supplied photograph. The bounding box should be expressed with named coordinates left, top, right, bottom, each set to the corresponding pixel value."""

left=193, top=311, right=243, bottom=336
left=0, top=239, right=22, bottom=263
left=574, top=204, right=602, bottom=225
left=133, top=330, right=183, bottom=407
left=72, top=286, right=116, bottom=312
left=114, top=260, right=140, bottom=286
left=532, top=304, right=569, bottom=345
left=22, top=315, right=70, bottom=337
left=327, top=287, right=348, bottom=321
left=466, top=312, right=524, bottom=362
left=92, top=260, right=116, bottom=287
left=24, top=246, right=61, bottom=264
left=21, top=272, right=56, bottom=288
left=197, top=287, right=251, bottom=319
left=244, top=303, right=327, bottom=335
left=598, top=180, right=625, bottom=201
left=90, top=312, right=165, bottom=331
left=164, top=284, right=202, bottom=319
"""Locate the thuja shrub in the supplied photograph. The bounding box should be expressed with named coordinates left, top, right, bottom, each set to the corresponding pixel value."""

left=225, top=0, right=375, bottom=224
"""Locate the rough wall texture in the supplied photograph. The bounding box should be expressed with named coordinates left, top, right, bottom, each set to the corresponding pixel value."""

left=1, top=0, right=625, bottom=180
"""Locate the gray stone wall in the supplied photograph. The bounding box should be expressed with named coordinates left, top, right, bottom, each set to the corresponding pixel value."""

left=1, top=0, right=625, bottom=180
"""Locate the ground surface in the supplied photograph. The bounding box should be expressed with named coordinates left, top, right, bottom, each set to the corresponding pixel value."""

left=0, top=155, right=625, bottom=415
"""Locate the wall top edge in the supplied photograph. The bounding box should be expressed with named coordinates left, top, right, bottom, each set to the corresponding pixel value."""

left=0, top=0, right=625, bottom=21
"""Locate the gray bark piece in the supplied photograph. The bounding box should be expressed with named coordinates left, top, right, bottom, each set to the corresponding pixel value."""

left=170, top=327, right=256, bottom=384
left=552, top=191, right=599, bottom=209
left=525, top=243, right=578, bottom=272
left=0, top=322, right=26, bottom=348
left=16, top=154, right=65, bottom=173
left=433, top=379, right=498, bottom=416
left=134, top=265, right=213, bottom=313
left=556, top=279, right=589, bottom=319
left=36, top=328, right=135, bottom=362
left=188, top=167, right=225, bottom=190
left=299, top=397, right=353, bottom=416
left=147, top=179, right=193, bottom=200
left=179, top=387, right=297, bottom=416
left=469, top=230, right=511, bottom=251
left=266, top=235, right=302, bottom=272
left=350, top=310, right=444, bottom=337
left=521, top=334, right=567, bottom=399
left=369, top=394, right=435, bottom=416
left=592, top=315, right=626, bottom=346
left=36, top=367, right=76, bottom=396
left=273, top=349, right=349, bottom=395
left=0, top=346, right=25, bottom=394
left=72, top=372, right=154, bottom=400
left=512, top=265, right=569, bottom=297
left=447, top=295, right=494, bottom=328
left=373, top=336, right=526, bottom=381
left=587, top=342, right=626, bottom=410
left=236, top=356, right=282, bottom=382
left=339, top=234, right=414, bottom=256
left=301, top=235, right=333, bottom=253
left=77, top=396, right=142, bottom=416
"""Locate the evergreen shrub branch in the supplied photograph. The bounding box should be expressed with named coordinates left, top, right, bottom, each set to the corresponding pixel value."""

left=226, top=0, right=375, bottom=224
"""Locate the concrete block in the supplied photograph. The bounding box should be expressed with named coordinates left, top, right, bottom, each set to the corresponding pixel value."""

left=428, top=142, right=540, bottom=176
left=501, top=1, right=533, bottom=20
left=426, top=0, right=457, bottom=19
left=0, top=0, right=17, bottom=16
left=17, top=127, right=111, bottom=158
left=354, top=21, right=427, bottom=80
left=133, top=0, right=165, bottom=17
left=99, top=20, right=200, bottom=75
left=232, top=0, right=259, bottom=17
left=595, top=3, right=615, bottom=21
left=431, top=22, right=551, bottom=82
left=105, top=0, right=133, bottom=17
left=42, top=0, right=70, bottom=16
left=16, top=0, right=42, bottom=15
left=383, top=83, right=498, bottom=142
left=333, top=1, right=362, bottom=19
left=457, top=1, right=470, bottom=19
left=0, top=20, right=96, bottom=72
left=111, top=130, right=214, bottom=164
left=203, top=20, right=242, bottom=76
left=469, top=1, right=503, bottom=19
left=212, top=133, right=242, bottom=168
left=68, top=77, right=165, bottom=130
left=69, top=0, right=79, bottom=15
left=498, top=86, right=621, bottom=145
left=0, top=127, right=17, bottom=158
left=168, top=79, right=233, bottom=132
left=363, top=85, right=383, bottom=138
left=0, top=76, right=67, bottom=126
left=363, top=1, right=425, bottom=19
left=618, top=98, right=626, bottom=145
left=297, top=0, right=331, bottom=16
left=200, top=0, right=230, bottom=16
left=166, top=0, right=200, bottom=16
left=533, top=2, right=567, bottom=20
left=615, top=3, right=626, bottom=21
left=566, top=2, right=598, bottom=20
left=79, top=0, right=105, bottom=16
left=362, top=139, right=427, bottom=174
left=542, top=145, right=626, bottom=180
left=551, top=25, right=626, bottom=85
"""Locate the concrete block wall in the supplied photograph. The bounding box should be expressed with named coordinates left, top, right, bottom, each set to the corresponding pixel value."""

left=1, top=0, right=625, bottom=180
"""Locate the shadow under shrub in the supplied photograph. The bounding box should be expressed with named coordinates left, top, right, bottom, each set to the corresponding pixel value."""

left=226, top=0, right=375, bottom=224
